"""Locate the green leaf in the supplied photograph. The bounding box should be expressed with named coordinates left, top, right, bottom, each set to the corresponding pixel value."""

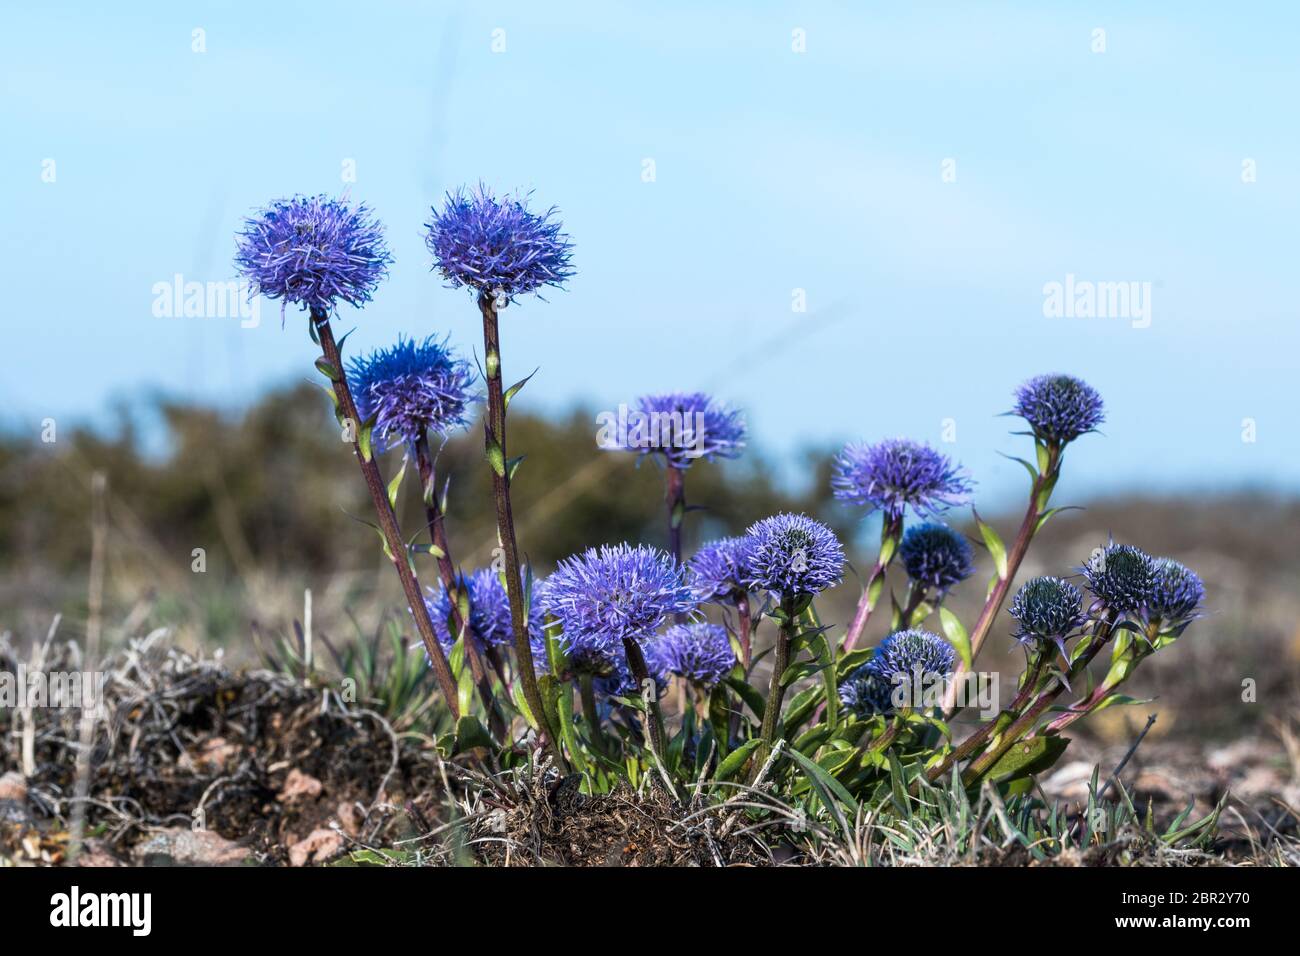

left=485, top=437, right=506, bottom=477
left=724, top=676, right=764, bottom=722
left=983, top=734, right=1070, bottom=784
left=503, top=368, right=538, bottom=410
left=938, top=607, right=972, bottom=670
left=506, top=455, right=525, bottom=482
left=386, top=455, right=407, bottom=511
left=779, top=659, right=827, bottom=688
left=714, top=738, right=762, bottom=782
left=974, top=510, right=1008, bottom=580
left=788, top=747, right=854, bottom=836
left=358, top=421, right=375, bottom=463
left=453, top=715, right=494, bottom=754
left=314, top=357, right=340, bottom=381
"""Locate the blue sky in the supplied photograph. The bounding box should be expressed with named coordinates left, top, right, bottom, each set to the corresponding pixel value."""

left=3, top=1, right=1297, bottom=509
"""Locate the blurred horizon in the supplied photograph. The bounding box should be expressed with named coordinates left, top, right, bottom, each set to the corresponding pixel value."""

left=4, top=1, right=1299, bottom=504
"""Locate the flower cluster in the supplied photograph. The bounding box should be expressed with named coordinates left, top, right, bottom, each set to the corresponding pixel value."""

left=688, top=536, right=755, bottom=604
left=745, top=513, right=845, bottom=596
left=1083, top=543, right=1157, bottom=614
left=1013, top=374, right=1105, bottom=446
left=831, top=439, right=972, bottom=519
left=645, top=622, right=736, bottom=688
left=898, top=522, right=975, bottom=592
left=540, top=544, right=695, bottom=655
left=618, top=392, right=746, bottom=469
left=840, top=629, right=956, bottom=718
left=347, top=336, right=477, bottom=451
left=425, top=185, right=574, bottom=300
left=234, top=195, right=391, bottom=314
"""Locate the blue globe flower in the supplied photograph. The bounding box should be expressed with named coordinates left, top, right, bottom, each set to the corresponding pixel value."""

left=1148, top=558, right=1205, bottom=628
left=540, top=544, right=696, bottom=653
left=346, top=335, right=477, bottom=452
left=688, top=536, right=756, bottom=604
left=235, top=195, right=391, bottom=315
left=745, top=513, right=845, bottom=597
left=1008, top=576, right=1085, bottom=648
left=612, top=392, right=746, bottom=469
left=841, top=629, right=956, bottom=717
left=425, top=184, right=574, bottom=300
left=1083, top=544, right=1157, bottom=614
left=644, top=623, right=736, bottom=688
left=425, top=567, right=542, bottom=651
left=838, top=665, right=894, bottom=719
left=831, top=439, right=972, bottom=519
left=1013, top=374, right=1105, bottom=446
left=898, top=522, right=975, bottom=592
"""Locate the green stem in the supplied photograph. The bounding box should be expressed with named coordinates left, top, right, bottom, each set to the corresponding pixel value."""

left=842, top=514, right=902, bottom=653
left=752, top=596, right=795, bottom=780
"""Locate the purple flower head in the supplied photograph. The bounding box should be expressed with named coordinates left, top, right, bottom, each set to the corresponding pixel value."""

left=644, top=623, right=736, bottom=688
left=831, top=439, right=972, bottom=519
left=425, top=184, right=574, bottom=301
left=1147, top=558, right=1205, bottom=628
left=346, top=335, right=478, bottom=452
left=540, top=544, right=696, bottom=653
left=608, top=392, right=746, bottom=469
left=745, top=513, right=845, bottom=596
left=842, top=629, right=956, bottom=718
left=898, top=522, right=975, bottom=592
left=867, top=629, right=957, bottom=683
left=1009, top=576, right=1085, bottom=652
left=1083, top=543, right=1157, bottom=614
left=688, top=536, right=756, bottom=604
left=234, top=195, right=391, bottom=315
left=1013, top=374, right=1105, bottom=446
left=838, top=666, right=894, bottom=719
left=425, top=567, right=542, bottom=651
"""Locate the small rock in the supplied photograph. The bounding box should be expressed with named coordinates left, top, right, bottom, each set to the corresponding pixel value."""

left=288, top=827, right=343, bottom=867
left=0, top=772, right=27, bottom=803
left=195, top=737, right=240, bottom=772
left=278, top=768, right=323, bottom=803
left=133, top=828, right=250, bottom=866
left=336, top=801, right=364, bottom=838
left=77, top=839, right=123, bottom=867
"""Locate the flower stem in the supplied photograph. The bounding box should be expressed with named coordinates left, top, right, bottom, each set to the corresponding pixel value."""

left=412, top=431, right=506, bottom=737
left=622, top=636, right=671, bottom=784
left=942, top=444, right=1060, bottom=716
left=842, top=513, right=903, bottom=653
left=752, top=596, right=795, bottom=780
left=477, top=293, right=568, bottom=772
left=579, top=672, right=609, bottom=758
left=735, top=591, right=753, bottom=671
left=313, top=311, right=459, bottom=720
left=962, top=612, right=1116, bottom=785
left=924, top=646, right=1048, bottom=784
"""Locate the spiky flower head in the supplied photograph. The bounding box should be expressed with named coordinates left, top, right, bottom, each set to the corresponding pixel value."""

left=842, top=629, right=956, bottom=717
left=425, top=184, right=574, bottom=301
left=645, top=623, right=736, bottom=688
left=838, top=665, right=894, bottom=719
left=867, top=629, right=957, bottom=683
left=1013, top=374, right=1105, bottom=445
left=540, top=544, right=695, bottom=653
left=346, top=335, right=477, bottom=452
left=1009, top=576, right=1085, bottom=650
left=234, top=195, right=391, bottom=315
left=899, top=522, right=975, bottom=592
left=745, top=513, right=845, bottom=596
left=831, top=439, right=972, bottom=519
left=609, top=392, right=746, bottom=469
left=1147, top=558, right=1205, bottom=628
left=425, top=567, right=542, bottom=651
left=688, top=536, right=756, bottom=604
left=1083, top=543, right=1157, bottom=614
